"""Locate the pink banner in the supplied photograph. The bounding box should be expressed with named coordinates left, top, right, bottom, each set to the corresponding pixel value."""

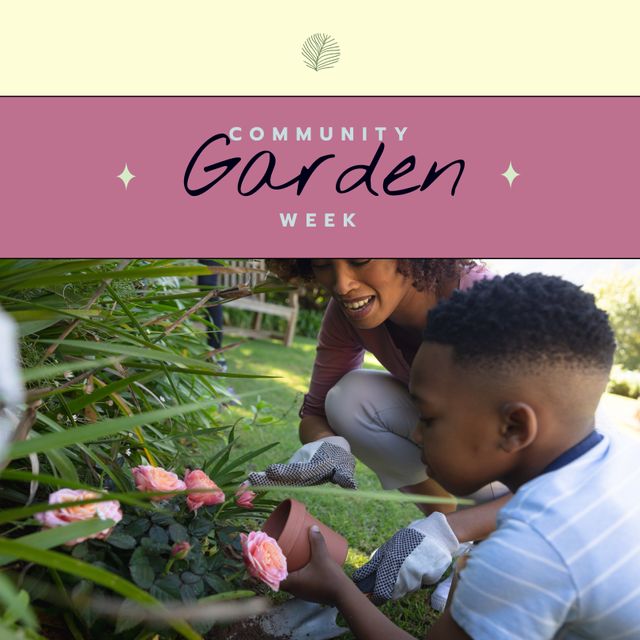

left=0, top=97, right=637, bottom=257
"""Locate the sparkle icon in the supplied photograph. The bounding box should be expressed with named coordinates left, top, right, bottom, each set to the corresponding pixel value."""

left=501, top=162, right=520, bottom=188
left=117, top=164, right=136, bottom=189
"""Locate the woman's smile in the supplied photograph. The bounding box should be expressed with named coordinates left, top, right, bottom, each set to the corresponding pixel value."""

left=339, top=294, right=376, bottom=319
left=310, top=259, right=423, bottom=330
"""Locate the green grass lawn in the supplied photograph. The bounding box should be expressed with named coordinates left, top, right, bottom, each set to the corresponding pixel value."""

left=222, top=336, right=439, bottom=638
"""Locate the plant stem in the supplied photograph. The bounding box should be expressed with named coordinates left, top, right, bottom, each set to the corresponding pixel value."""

left=163, top=557, right=176, bottom=575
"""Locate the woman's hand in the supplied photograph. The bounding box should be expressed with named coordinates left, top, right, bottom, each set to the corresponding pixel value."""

left=247, top=437, right=357, bottom=489
left=281, top=526, right=352, bottom=606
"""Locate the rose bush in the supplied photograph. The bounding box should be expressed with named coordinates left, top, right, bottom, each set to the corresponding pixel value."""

left=184, top=469, right=226, bottom=511
left=240, top=531, right=288, bottom=591
left=0, top=260, right=291, bottom=639
left=27, top=428, right=283, bottom=637
left=235, top=481, right=257, bottom=510
left=35, top=489, right=123, bottom=545
left=132, top=465, right=187, bottom=500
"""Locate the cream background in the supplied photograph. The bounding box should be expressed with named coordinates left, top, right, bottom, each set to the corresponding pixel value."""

left=1, top=1, right=639, bottom=95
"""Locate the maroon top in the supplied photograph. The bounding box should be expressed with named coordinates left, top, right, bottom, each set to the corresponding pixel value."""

left=300, top=268, right=491, bottom=418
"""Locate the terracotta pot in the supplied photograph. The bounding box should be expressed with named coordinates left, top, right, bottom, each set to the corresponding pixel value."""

left=262, top=498, right=348, bottom=572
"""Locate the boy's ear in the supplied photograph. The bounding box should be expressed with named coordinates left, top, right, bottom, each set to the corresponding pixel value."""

left=498, top=402, right=537, bottom=453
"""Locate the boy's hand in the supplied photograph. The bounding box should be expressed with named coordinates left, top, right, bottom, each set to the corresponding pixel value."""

left=248, top=437, right=357, bottom=489
left=352, top=512, right=459, bottom=605
left=281, top=526, right=351, bottom=606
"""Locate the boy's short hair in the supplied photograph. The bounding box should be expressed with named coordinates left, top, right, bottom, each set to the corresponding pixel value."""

left=423, top=273, right=616, bottom=373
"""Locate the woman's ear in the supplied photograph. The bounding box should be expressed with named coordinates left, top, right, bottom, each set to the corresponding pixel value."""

left=498, top=402, right=538, bottom=453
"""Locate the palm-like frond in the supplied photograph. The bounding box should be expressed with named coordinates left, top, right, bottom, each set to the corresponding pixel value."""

left=0, top=259, right=281, bottom=637
left=301, top=33, right=340, bottom=71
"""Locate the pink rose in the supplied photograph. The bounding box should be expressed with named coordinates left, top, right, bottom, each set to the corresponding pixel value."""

left=171, top=541, right=191, bottom=560
left=184, top=469, right=225, bottom=512
left=235, top=481, right=256, bottom=510
left=240, top=531, right=288, bottom=591
left=35, top=489, right=122, bottom=546
left=132, top=465, right=186, bottom=501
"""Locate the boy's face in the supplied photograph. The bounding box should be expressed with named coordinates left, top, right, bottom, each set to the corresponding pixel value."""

left=410, top=342, right=512, bottom=496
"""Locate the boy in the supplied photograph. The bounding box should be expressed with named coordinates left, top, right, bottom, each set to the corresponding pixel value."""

left=282, top=273, right=640, bottom=639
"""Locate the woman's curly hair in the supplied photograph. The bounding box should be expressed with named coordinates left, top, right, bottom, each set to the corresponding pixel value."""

left=266, top=259, right=478, bottom=292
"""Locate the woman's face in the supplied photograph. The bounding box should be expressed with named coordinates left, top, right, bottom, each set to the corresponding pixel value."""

left=310, top=259, right=415, bottom=329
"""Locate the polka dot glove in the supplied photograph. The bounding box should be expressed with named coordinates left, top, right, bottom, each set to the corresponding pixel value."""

left=351, top=512, right=459, bottom=605
left=247, top=436, right=357, bottom=489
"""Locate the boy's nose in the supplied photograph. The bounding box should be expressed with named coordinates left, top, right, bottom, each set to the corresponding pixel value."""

left=410, top=423, right=422, bottom=445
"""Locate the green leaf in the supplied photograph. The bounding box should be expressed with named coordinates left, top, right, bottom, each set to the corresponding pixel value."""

left=10, top=308, right=100, bottom=337
left=115, top=599, right=146, bottom=634
left=9, top=264, right=211, bottom=290
left=16, top=318, right=63, bottom=336
left=150, top=574, right=182, bottom=601
left=188, top=553, right=207, bottom=576
left=41, top=339, right=276, bottom=379
left=151, top=511, right=176, bottom=527
left=29, top=413, right=123, bottom=489
left=71, top=542, right=88, bottom=559
left=0, top=574, right=37, bottom=629
left=0, top=470, right=150, bottom=513
left=149, top=554, right=167, bottom=575
left=125, top=361, right=275, bottom=379
left=140, top=537, right=170, bottom=555
left=126, top=517, right=151, bottom=538
left=107, top=532, right=137, bottom=550
left=189, top=517, right=212, bottom=538
left=9, top=308, right=98, bottom=322
left=129, top=548, right=155, bottom=589
left=168, top=523, right=189, bottom=543
left=22, top=356, right=124, bottom=383
left=203, top=574, right=233, bottom=594
left=301, top=33, right=340, bottom=71
left=180, top=579, right=204, bottom=601
left=0, top=519, right=115, bottom=566
left=217, top=528, right=235, bottom=546
left=0, top=498, right=118, bottom=529
left=0, top=259, right=117, bottom=288
left=214, top=442, right=279, bottom=483
left=148, top=525, right=169, bottom=545
left=129, top=564, right=156, bottom=589
left=43, top=448, right=80, bottom=484
left=198, top=590, right=256, bottom=603
left=66, top=370, right=161, bottom=413
left=0, top=494, right=150, bottom=527
left=207, top=553, right=224, bottom=571
left=245, top=484, right=471, bottom=506
left=204, top=441, right=234, bottom=477
left=180, top=571, right=200, bottom=585
left=6, top=399, right=219, bottom=461
left=0, top=539, right=201, bottom=640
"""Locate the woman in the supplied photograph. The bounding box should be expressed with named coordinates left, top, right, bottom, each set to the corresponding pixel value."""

left=249, top=259, right=510, bottom=606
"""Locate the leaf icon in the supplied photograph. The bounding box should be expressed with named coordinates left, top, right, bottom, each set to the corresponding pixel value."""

left=302, top=33, right=340, bottom=71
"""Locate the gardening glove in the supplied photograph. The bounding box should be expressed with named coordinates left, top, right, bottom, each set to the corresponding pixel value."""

left=247, top=436, right=357, bottom=489
left=351, top=511, right=459, bottom=605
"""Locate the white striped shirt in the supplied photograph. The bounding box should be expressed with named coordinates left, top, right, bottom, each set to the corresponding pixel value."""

left=451, top=429, right=640, bottom=639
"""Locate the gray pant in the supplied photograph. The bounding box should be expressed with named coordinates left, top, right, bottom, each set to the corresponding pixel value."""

left=325, top=369, right=508, bottom=503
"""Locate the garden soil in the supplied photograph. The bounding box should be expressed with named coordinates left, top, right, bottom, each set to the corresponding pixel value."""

left=206, top=618, right=292, bottom=640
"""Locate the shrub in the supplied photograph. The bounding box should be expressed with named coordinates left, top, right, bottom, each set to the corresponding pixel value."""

left=0, top=259, right=282, bottom=639
left=607, top=366, right=640, bottom=399
left=224, top=307, right=323, bottom=339
left=590, top=270, right=640, bottom=371
left=296, top=308, right=324, bottom=338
